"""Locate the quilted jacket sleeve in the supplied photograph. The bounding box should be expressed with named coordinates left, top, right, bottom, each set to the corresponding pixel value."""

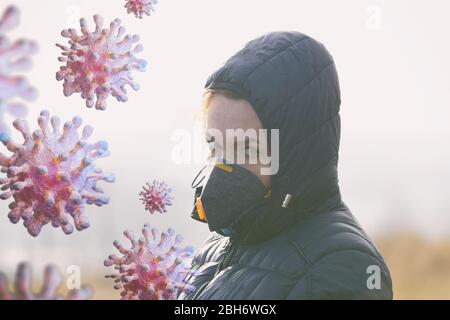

left=286, top=249, right=393, bottom=300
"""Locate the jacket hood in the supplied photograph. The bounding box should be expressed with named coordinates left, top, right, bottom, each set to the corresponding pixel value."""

left=204, top=31, right=342, bottom=243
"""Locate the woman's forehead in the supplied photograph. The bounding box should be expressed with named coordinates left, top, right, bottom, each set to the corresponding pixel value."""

left=206, top=94, right=262, bottom=132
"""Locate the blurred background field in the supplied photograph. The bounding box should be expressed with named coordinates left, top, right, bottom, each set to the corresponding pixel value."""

left=376, top=233, right=450, bottom=300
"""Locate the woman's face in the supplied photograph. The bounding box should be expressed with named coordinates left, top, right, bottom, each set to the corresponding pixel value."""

left=205, top=93, right=271, bottom=188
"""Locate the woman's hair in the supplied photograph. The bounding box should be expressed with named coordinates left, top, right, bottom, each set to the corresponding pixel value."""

left=202, top=89, right=243, bottom=110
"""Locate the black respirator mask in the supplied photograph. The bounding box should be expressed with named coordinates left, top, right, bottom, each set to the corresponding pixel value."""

left=190, top=159, right=270, bottom=236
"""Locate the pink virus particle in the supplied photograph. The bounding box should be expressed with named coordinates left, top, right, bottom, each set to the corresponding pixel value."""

left=139, top=180, right=173, bottom=214
left=0, top=262, right=92, bottom=300
left=125, top=0, right=159, bottom=19
left=56, top=15, right=147, bottom=110
left=0, top=6, right=38, bottom=133
left=104, top=224, right=196, bottom=300
left=0, top=110, right=115, bottom=237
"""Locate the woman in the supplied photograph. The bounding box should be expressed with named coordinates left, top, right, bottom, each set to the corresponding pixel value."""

left=179, top=31, right=393, bottom=300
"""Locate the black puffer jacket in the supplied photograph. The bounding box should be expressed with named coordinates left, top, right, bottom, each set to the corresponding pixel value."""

left=179, top=32, right=393, bottom=300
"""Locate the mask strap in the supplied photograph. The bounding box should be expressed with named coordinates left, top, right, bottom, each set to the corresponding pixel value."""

left=191, top=165, right=207, bottom=189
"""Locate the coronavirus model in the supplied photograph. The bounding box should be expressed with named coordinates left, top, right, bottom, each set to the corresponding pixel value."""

left=0, top=110, right=115, bottom=236
left=56, top=15, right=147, bottom=110
left=139, top=180, right=173, bottom=214
left=104, top=224, right=196, bottom=300
left=125, top=0, right=159, bottom=19
left=0, top=262, right=92, bottom=300
left=0, top=6, right=38, bottom=133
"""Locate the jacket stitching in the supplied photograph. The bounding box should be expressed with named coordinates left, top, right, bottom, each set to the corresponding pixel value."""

left=285, top=248, right=388, bottom=298
left=276, top=61, right=336, bottom=116
left=288, top=236, right=311, bottom=265
left=243, top=36, right=310, bottom=84
left=282, top=107, right=339, bottom=155
left=230, top=262, right=290, bottom=279
left=304, top=248, right=389, bottom=280
left=301, top=225, right=377, bottom=257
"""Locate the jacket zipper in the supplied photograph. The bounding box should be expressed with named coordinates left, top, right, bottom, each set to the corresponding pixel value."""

left=190, top=237, right=236, bottom=300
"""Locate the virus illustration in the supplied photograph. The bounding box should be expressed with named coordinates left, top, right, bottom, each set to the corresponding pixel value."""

left=104, top=224, right=196, bottom=300
left=0, top=262, right=92, bottom=300
left=0, top=110, right=115, bottom=237
left=0, top=6, right=38, bottom=133
left=139, top=180, right=173, bottom=214
left=125, top=0, right=159, bottom=19
left=56, top=15, right=147, bottom=110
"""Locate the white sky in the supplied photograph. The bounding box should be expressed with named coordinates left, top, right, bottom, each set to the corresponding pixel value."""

left=0, top=0, right=449, bottom=275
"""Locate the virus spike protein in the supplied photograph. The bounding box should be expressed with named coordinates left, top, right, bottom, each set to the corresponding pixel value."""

left=0, top=262, right=92, bottom=300
left=125, top=0, right=159, bottom=19
left=0, top=110, right=115, bottom=237
left=139, top=180, right=173, bottom=214
left=56, top=15, right=147, bottom=110
left=104, top=224, right=196, bottom=300
left=0, top=6, right=38, bottom=133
